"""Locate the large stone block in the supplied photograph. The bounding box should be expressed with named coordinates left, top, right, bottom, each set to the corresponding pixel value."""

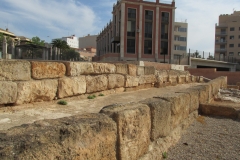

left=58, top=76, right=86, bottom=98
left=141, top=98, right=172, bottom=140
left=16, top=80, right=58, bottom=104
left=137, top=66, right=145, bottom=76
left=144, top=66, right=155, bottom=75
left=100, top=103, right=151, bottom=160
left=86, top=75, right=108, bottom=93
left=158, top=93, right=190, bottom=129
left=125, top=75, right=139, bottom=87
left=0, top=60, right=31, bottom=81
left=139, top=75, right=156, bottom=85
left=191, top=84, right=212, bottom=104
left=31, top=61, right=66, bottom=79
left=128, top=64, right=137, bottom=76
left=93, top=63, right=116, bottom=74
left=0, top=114, right=117, bottom=160
left=65, top=62, right=94, bottom=76
left=108, top=74, right=125, bottom=89
left=115, top=63, right=128, bottom=75
left=0, top=81, right=17, bottom=104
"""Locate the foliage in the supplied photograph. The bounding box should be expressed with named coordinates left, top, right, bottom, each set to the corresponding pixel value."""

left=57, top=100, right=68, bottom=105
left=208, top=55, right=214, bottom=59
left=98, top=93, right=104, bottom=96
left=162, top=152, right=168, bottom=159
left=191, top=51, right=201, bottom=58
left=87, top=95, right=95, bottom=99
left=51, top=39, right=70, bottom=50
left=62, top=49, right=81, bottom=61
left=31, top=36, right=45, bottom=46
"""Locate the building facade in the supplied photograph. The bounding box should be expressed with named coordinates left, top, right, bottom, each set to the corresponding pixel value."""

left=79, top=34, right=97, bottom=49
left=95, top=0, right=176, bottom=62
left=215, top=11, right=240, bottom=62
left=56, top=35, right=79, bottom=49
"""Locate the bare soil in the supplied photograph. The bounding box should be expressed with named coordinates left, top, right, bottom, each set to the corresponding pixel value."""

left=0, top=83, right=200, bottom=131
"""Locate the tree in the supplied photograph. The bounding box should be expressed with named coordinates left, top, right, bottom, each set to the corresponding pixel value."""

left=31, top=36, right=45, bottom=46
left=62, top=49, right=81, bottom=61
left=51, top=39, right=70, bottom=51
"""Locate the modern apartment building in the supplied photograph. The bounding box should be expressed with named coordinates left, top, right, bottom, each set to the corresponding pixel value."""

left=173, top=21, right=188, bottom=60
left=215, top=11, right=240, bottom=62
left=54, top=35, right=79, bottom=49
left=79, top=34, right=97, bottom=48
left=95, top=0, right=176, bottom=62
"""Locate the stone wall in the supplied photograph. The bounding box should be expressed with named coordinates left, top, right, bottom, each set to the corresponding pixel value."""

left=0, top=77, right=227, bottom=160
left=0, top=60, right=197, bottom=105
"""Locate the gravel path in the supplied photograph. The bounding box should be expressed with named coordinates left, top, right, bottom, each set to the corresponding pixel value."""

left=167, top=116, right=240, bottom=160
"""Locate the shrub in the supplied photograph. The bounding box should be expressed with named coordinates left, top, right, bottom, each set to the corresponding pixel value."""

left=99, top=93, right=104, bottom=96
left=162, top=152, right=168, bottom=159
left=87, top=95, right=95, bottom=99
left=57, top=100, right=67, bottom=105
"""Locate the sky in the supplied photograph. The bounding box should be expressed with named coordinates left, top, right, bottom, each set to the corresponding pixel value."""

left=0, top=0, right=239, bottom=53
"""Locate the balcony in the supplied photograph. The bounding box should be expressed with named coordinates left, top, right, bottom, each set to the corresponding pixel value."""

left=215, top=32, right=227, bottom=36
left=111, top=36, right=120, bottom=43
left=215, top=40, right=227, bottom=44
left=215, top=48, right=227, bottom=52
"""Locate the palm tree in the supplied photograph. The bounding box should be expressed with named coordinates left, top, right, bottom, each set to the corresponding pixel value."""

left=51, top=39, right=70, bottom=51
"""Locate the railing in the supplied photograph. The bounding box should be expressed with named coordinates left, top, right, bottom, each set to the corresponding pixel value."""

left=215, top=40, right=227, bottom=43
left=215, top=32, right=228, bottom=36
left=215, top=48, right=227, bottom=52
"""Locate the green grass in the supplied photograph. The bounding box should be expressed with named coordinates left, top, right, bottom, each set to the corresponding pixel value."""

left=57, top=100, right=67, bottom=105
left=162, top=152, right=168, bottom=159
left=98, top=93, right=104, bottom=96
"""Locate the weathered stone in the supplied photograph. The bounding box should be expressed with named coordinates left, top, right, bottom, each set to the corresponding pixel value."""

left=139, top=75, right=156, bottom=85
left=125, top=84, right=152, bottom=92
left=137, top=66, right=145, bottom=76
left=125, top=75, right=139, bottom=87
left=191, top=84, right=211, bottom=104
left=65, top=62, right=94, bottom=76
left=141, top=98, right=172, bottom=140
left=115, top=87, right=125, bottom=93
left=31, top=61, right=66, bottom=79
left=159, top=93, right=190, bottom=129
left=144, top=66, right=155, bottom=75
left=86, top=75, right=108, bottom=93
left=128, top=64, right=137, bottom=76
left=156, top=70, right=169, bottom=82
left=115, top=63, right=128, bottom=75
left=100, top=103, right=151, bottom=160
left=108, top=74, right=125, bottom=89
left=0, top=81, right=17, bottom=104
left=16, top=80, right=58, bottom=104
left=58, top=76, right=86, bottom=98
left=0, top=114, right=117, bottom=160
left=93, top=63, right=116, bottom=74
left=0, top=60, right=31, bottom=81
left=168, top=70, right=178, bottom=84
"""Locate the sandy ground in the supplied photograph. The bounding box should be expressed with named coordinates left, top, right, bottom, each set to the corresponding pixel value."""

left=0, top=83, right=200, bottom=131
left=167, top=116, right=240, bottom=160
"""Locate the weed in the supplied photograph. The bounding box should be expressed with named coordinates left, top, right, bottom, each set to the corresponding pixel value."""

left=99, top=93, right=104, bottom=96
left=162, top=152, right=168, bottom=159
left=57, top=100, right=67, bottom=105
left=93, top=94, right=96, bottom=98
left=87, top=95, right=95, bottom=99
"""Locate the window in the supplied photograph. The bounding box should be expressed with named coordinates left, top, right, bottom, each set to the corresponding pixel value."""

left=220, top=44, right=225, bottom=49
left=161, top=24, right=168, bottom=39
left=178, top=27, right=187, bottom=32
left=230, top=27, right=234, bottom=31
left=127, top=20, right=136, bottom=37
left=144, top=40, right=152, bottom=54
left=229, top=52, right=234, bottom=56
left=229, top=44, right=234, bottom=47
left=145, top=10, right=153, bottom=21
left=144, top=10, right=153, bottom=54
left=161, top=41, right=168, bottom=55
left=128, top=8, right=136, bottom=19
left=174, top=45, right=186, bottom=51
left=127, top=39, right=135, bottom=53
left=162, top=12, right=169, bottom=22
left=145, top=22, right=152, bottom=38
left=230, top=35, right=234, bottom=39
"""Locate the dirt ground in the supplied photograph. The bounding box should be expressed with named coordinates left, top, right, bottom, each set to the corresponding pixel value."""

left=0, top=83, right=201, bottom=131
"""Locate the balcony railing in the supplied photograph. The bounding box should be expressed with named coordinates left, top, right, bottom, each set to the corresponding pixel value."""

left=215, top=48, right=227, bottom=52
left=215, top=40, right=227, bottom=44
left=215, top=32, right=227, bottom=36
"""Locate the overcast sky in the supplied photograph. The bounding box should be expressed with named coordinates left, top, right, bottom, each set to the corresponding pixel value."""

left=0, top=0, right=239, bottom=53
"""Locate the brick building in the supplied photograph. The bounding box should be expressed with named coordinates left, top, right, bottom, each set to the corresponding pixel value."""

left=95, top=0, right=176, bottom=62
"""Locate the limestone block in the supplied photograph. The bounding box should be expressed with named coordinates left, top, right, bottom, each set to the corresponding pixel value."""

left=86, top=75, right=108, bottom=93
left=191, top=84, right=211, bottom=104
left=141, top=98, right=172, bottom=140
left=139, top=75, right=156, bottom=85
left=31, top=61, right=66, bottom=79
left=128, top=64, right=137, bottom=76
left=100, top=103, right=151, bottom=160
left=0, top=114, right=117, bottom=160
left=108, top=74, right=125, bottom=89
left=0, top=81, right=17, bottom=104
left=137, top=66, right=145, bottom=76
left=58, top=76, right=86, bottom=98
left=125, top=75, right=139, bottom=87
left=0, top=60, right=31, bottom=81
left=158, top=93, right=190, bottom=129
left=115, top=63, right=128, bottom=75
left=65, top=62, right=94, bottom=76
left=144, top=66, right=155, bottom=75
left=157, top=70, right=169, bottom=82
left=93, top=63, right=116, bottom=74
left=16, top=80, right=58, bottom=104
left=191, top=75, right=197, bottom=82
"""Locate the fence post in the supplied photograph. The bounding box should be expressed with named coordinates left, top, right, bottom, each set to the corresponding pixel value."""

left=2, top=36, right=7, bottom=59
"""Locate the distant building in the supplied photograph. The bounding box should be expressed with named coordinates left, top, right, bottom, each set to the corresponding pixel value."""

left=95, top=0, right=176, bottom=62
left=215, top=11, right=240, bottom=62
left=79, top=34, right=97, bottom=48
left=172, top=21, right=188, bottom=62
left=60, top=35, right=79, bottom=49
left=0, top=28, right=31, bottom=44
